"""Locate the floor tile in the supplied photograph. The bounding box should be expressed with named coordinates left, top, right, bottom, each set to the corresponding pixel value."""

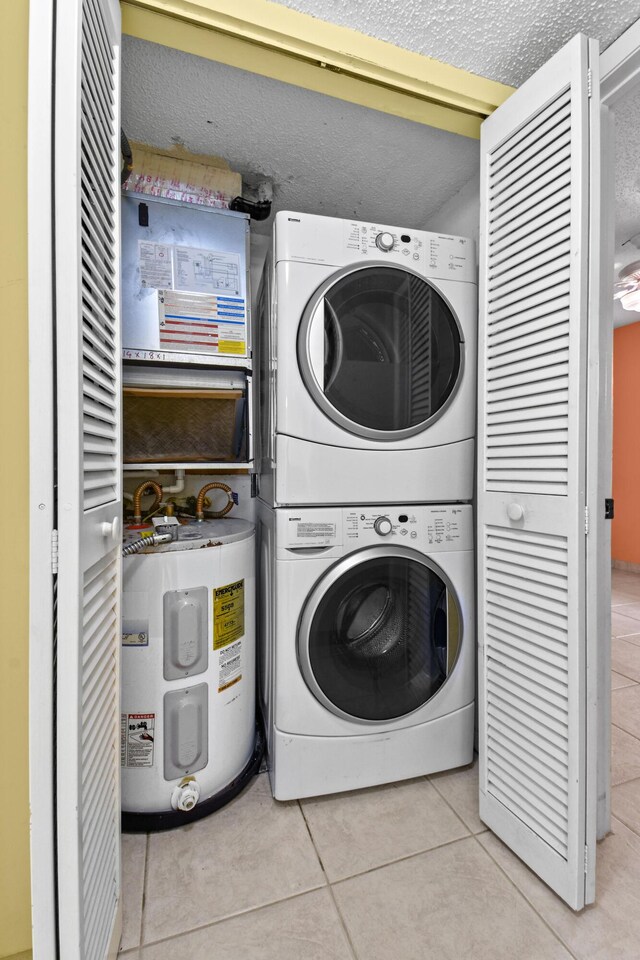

left=612, top=590, right=640, bottom=606
left=620, top=633, right=640, bottom=648
left=611, top=611, right=640, bottom=638
left=479, top=819, right=640, bottom=960
left=139, top=888, right=354, bottom=960
left=611, top=778, right=640, bottom=838
left=612, top=670, right=637, bottom=690
left=429, top=759, right=486, bottom=835
left=142, top=774, right=325, bottom=943
left=612, top=638, right=640, bottom=683
left=612, top=724, right=640, bottom=785
left=613, top=601, right=640, bottom=621
left=301, top=777, right=467, bottom=882
left=333, top=838, right=571, bottom=960
left=612, top=685, right=640, bottom=739
left=120, top=833, right=147, bottom=952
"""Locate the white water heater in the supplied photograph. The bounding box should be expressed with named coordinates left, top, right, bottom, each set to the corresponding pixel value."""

left=121, top=518, right=258, bottom=829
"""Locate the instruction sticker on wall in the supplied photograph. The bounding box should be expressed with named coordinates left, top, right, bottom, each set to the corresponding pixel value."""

left=121, top=713, right=155, bottom=768
left=213, top=579, right=245, bottom=650
left=174, top=245, right=241, bottom=296
left=138, top=241, right=173, bottom=289
left=158, top=289, right=247, bottom=356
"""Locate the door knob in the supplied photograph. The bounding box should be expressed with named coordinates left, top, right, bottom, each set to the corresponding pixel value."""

left=507, top=503, right=524, bottom=522
left=101, top=516, right=120, bottom=541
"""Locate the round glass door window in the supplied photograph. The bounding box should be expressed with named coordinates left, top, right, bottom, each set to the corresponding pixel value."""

left=298, top=265, right=462, bottom=440
left=298, top=549, right=462, bottom=722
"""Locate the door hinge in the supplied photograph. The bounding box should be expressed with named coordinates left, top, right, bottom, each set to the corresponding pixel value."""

left=584, top=843, right=589, bottom=874
left=587, top=67, right=593, bottom=98
left=51, top=528, right=59, bottom=575
left=584, top=507, right=590, bottom=536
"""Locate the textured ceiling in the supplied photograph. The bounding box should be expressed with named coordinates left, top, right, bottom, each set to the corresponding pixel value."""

left=273, top=0, right=640, bottom=86
left=121, top=37, right=479, bottom=235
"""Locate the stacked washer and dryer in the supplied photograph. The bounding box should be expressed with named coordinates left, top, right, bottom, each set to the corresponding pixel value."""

left=257, top=211, right=477, bottom=800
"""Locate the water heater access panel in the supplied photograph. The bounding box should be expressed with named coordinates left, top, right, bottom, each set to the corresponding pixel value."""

left=121, top=193, right=251, bottom=367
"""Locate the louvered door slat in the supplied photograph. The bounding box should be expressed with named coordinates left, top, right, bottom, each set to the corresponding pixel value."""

left=490, top=197, right=571, bottom=256
left=492, top=125, right=571, bottom=193
left=491, top=230, right=571, bottom=279
left=478, top=33, right=598, bottom=909
left=490, top=92, right=572, bottom=168
left=55, top=0, right=121, bottom=956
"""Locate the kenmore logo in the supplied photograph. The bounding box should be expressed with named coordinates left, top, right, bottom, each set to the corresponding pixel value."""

left=289, top=517, right=302, bottom=521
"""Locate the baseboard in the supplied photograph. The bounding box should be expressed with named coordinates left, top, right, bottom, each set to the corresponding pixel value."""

left=612, top=559, right=640, bottom=573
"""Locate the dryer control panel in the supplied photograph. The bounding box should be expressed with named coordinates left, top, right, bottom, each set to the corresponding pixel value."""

left=274, top=211, right=475, bottom=283
left=343, top=221, right=474, bottom=282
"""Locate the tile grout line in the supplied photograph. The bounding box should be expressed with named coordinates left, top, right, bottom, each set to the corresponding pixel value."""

left=297, top=800, right=360, bottom=960
left=427, top=770, right=484, bottom=838
left=471, top=834, right=581, bottom=960
left=327, top=831, right=476, bottom=886
left=612, top=719, right=640, bottom=746
left=134, top=883, right=329, bottom=953
left=137, top=832, right=151, bottom=951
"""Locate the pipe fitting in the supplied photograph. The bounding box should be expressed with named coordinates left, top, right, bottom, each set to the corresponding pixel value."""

left=195, top=482, right=234, bottom=521
left=132, top=480, right=163, bottom=524
left=171, top=779, right=200, bottom=812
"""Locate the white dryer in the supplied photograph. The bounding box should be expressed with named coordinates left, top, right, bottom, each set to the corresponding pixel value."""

left=257, top=211, right=477, bottom=507
left=257, top=500, right=475, bottom=800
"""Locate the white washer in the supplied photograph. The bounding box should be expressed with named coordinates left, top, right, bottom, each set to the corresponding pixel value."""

left=257, top=211, right=477, bottom=507
left=257, top=500, right=475, bottom=800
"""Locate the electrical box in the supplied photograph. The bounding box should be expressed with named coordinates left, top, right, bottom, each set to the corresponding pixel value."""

left=121, top=193, right=251, bottom=367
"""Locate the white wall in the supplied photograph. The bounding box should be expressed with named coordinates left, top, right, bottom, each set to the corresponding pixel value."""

left=422, top=171, right=480, bottom=263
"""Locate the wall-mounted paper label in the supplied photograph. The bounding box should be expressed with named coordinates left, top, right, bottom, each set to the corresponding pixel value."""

left=121, top=713, right=155, bottom=767
left=158, top=290, right=247, bottom=356
left=138, top=241, right=173, bottom=289
left=174, top=245, right=241, bottom=296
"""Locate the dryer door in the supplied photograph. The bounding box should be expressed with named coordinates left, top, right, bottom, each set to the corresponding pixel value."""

left=298, top=546, right=462, bottom=722
left=298, top=264, right=463, bottom=440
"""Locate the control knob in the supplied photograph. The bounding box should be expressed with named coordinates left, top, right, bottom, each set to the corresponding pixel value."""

left=373, top=516, right=393, bottom=536
left=375, top=232, right=395, bottom=252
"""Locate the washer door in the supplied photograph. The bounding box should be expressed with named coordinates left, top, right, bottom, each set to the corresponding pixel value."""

left=298, top=547, right=462, bottom=722
left=298, top=263, right=463, bottom=441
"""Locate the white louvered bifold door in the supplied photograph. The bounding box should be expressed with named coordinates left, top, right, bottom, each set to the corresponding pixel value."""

left=54, top=0, right=122, bottom=957
left=478, top=34, right=599, bottom=910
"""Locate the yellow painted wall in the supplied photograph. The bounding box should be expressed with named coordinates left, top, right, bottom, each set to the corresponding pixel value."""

left=0, top=0, right=32, bottom=957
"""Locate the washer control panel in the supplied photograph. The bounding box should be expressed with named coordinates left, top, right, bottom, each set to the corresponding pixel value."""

left=343, top=504, right=473, bottom=552
left=276, top=504, right=473, bottom=555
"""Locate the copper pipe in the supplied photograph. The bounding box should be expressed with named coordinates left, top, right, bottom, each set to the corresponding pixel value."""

left=132, top=480, right=163, bottom=524
left=195, top=481, right=234, bottom=521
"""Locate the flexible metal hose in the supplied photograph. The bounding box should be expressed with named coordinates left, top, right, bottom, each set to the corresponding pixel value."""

left=195, top=481, right=235, bottom=520
left=122, top=532, right=172, bottom=557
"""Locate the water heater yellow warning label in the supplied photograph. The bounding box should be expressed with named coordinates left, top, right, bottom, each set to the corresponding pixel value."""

left=213, top=579, right=245, bottom=649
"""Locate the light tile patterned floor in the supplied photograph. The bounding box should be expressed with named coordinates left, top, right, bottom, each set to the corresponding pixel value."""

left=119, top=569, right=640, bottom=960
